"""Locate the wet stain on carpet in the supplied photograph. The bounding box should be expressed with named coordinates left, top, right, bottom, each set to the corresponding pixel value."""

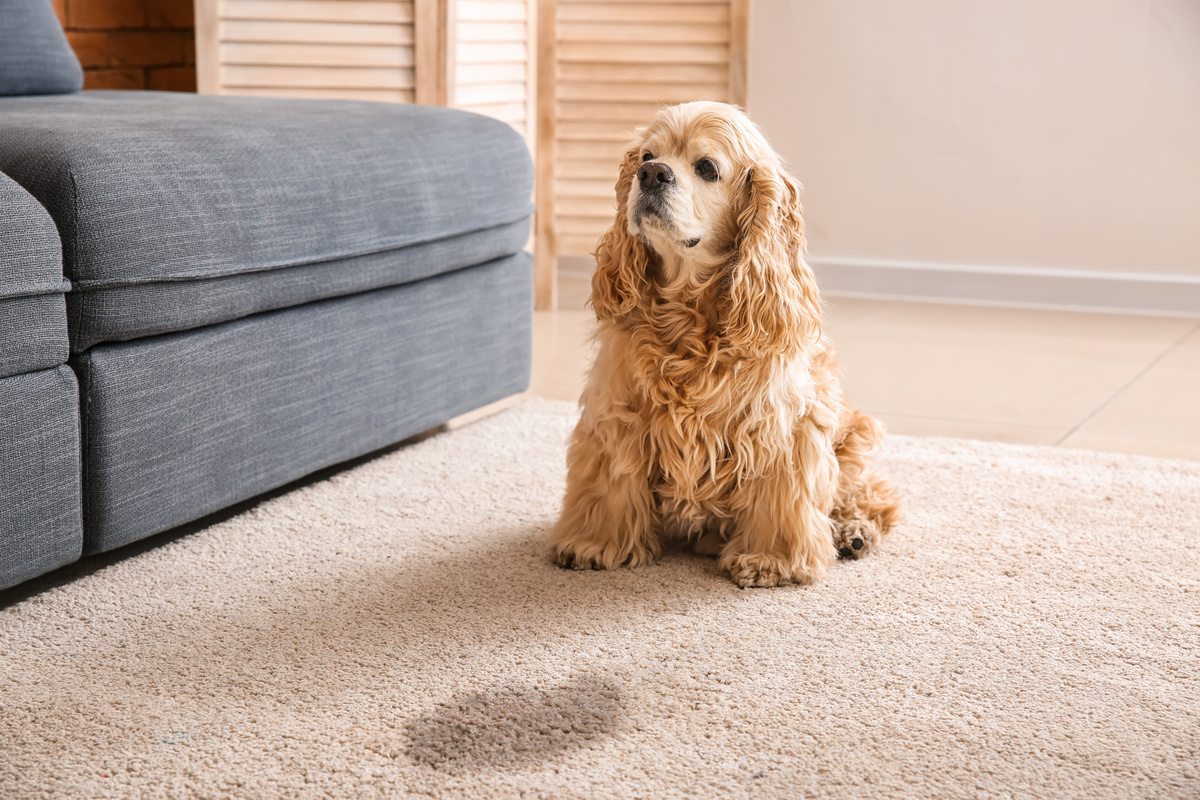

left=406, top=675, right=623, bottom=772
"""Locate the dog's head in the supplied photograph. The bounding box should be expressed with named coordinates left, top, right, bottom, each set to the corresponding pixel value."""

left=591, top=101, right=822, bottom=355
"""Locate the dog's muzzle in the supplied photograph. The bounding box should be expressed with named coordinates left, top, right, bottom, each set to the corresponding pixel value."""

left=631, top=162, right=683, bottom=237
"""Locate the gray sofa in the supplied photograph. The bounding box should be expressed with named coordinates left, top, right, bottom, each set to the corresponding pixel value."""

left=0, top=0, right=533, bottom=589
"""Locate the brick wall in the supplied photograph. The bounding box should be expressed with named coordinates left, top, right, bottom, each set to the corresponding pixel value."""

left=52, top=0, right=197, bottom=92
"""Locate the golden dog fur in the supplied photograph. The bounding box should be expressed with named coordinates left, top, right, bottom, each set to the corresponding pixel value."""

left=552, top=102, right=901, bottom=587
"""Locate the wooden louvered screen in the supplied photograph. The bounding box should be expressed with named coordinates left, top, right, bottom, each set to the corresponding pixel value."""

left=534, top=0, right=748, bottom=307
left=452, top=1, right=538, bottom=144
left=195, top=0, right=420, bottom=102
left=195, top=0, right=537, bottom=134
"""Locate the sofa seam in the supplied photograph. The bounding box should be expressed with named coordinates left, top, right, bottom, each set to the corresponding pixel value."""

left=0, top=359, right=71, bottom=383
left=67, top=164, right=79, bottom=286
left=69, top=352, right=95, bottom=555
left=66, top=210, right=536, bottom=291
left=0, top=278, right=73, bottom=302
left=67, top=251, right=531, bottom=354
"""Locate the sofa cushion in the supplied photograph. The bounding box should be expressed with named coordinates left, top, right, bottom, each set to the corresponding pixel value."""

left=0, top=171, right=70, bottom=378
left=0, top=0, right=84, bottom=97
left=0, top=92, right=534, bottom=348
left=74, top=252, right=532, bottom=554
left=65, top=217, right=530, bottom=351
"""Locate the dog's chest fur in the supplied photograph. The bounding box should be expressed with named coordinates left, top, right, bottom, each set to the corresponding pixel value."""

left=621, top=298, right=817, bottom=536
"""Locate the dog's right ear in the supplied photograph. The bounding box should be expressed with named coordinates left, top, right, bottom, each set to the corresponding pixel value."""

left=590, top=147, right=651, bottom=321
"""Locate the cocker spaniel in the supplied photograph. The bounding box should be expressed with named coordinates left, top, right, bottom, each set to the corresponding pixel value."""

left=552, top=101, right=901, bottom=588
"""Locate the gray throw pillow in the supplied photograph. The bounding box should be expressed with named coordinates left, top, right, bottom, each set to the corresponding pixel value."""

left=0, top=0, right=84, bottom=96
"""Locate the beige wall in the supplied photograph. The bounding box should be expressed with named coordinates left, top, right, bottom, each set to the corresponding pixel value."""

left=748, top=0, right=1200, bottom=277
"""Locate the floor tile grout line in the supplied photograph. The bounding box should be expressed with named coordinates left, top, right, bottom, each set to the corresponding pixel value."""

left=1053, top=319, right=1200, bottom=447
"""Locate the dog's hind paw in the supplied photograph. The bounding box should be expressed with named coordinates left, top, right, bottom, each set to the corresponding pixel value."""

left=832, top=518, right=880, bottom=560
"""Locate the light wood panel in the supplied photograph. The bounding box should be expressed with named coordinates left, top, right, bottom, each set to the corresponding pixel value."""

left=558, top=80, right=727, bottom=102
left=558, top=22, right=729, bottom=44
left=534, top=0, right=556, bottom=309
left=412, top=0, right=446, bottom=104
left=222, top=86, right=416, bottom=101
left=196, top=0, right=537, bottom=143
left=221, top=64, right=416, bottom=88
left=558, top=41, right=728, bottom=64
left=457, top=61, right=524, bottom=83
left=221, top=42, right=415, bottom=68
left=558, top=61, right=727, bottom=84
left=560, top=0, right=728, bottom=4
left=557, top=99, right=664, bottom=121
left=220, top=19, right=415, bottom=45
left=459, top=1, right=526, bottom=22
left=450, top=0, right=536, bottom=145
left=197, top=0, right=418, bottom=96
left=556, top=195, right=614, bottom=216
left=222, top=0, right=414, bottom=23
left=558, top=157, right=616, bottom=178
left=558, top=3, right=728, bottom=22
left=458, top=41, right=526, bottom=62
left=728, top=0, right=748, bottom=108
left=195, top=0, right=220, bottom=93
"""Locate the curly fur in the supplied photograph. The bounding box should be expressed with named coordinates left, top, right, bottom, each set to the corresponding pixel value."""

left=552, top=102, right=901, bottom=588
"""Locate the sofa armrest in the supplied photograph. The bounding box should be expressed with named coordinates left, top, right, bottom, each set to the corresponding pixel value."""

left=0, top=171, right=70, bottom=378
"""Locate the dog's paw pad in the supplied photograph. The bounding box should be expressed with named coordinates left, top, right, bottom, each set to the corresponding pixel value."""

left=833, top=521, right=877, bottom=560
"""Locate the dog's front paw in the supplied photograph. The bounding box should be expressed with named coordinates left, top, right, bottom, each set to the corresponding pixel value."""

left=554, top=545, right=606, bottom=571
left=832, top=518, right=880, bottom=560
left=722, top=553, right=816, bottom=588
left=553, top=538, right=658, bottom=571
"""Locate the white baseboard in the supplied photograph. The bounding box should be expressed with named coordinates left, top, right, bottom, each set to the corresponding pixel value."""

left=559, top=255, right=1200, bottom=317
left=808, top=257, right=1200, bottom=317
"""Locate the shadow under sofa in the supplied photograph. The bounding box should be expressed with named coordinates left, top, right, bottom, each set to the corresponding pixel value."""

left=0, top=92, right=534, bottom=590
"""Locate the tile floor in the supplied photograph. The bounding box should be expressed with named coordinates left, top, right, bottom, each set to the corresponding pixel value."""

left=511, top=271, right=1200, bottom=462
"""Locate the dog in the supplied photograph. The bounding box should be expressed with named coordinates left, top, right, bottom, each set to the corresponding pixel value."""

left=551, top=102, right=901, bottom=588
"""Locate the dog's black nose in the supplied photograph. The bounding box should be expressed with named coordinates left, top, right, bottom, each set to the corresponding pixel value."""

left=638, top=161, right=674, bottom=191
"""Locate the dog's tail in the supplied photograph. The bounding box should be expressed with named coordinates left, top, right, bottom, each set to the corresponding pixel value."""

left=833, top=409, right=901, bottom=536
left=833, top=409, right=884, bottom=478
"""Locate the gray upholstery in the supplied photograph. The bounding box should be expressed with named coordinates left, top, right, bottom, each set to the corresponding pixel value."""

left=0, top=92, right=534, bottom=289
left=0, top=171, right=66, bottom=296
left=0, top=171, right=70, bottom=377
left=0, top=365, right=83, bottom=590
left=74, top=253, right=532, bottom=554
left=0, top=0, right=83, bottom=97
left=65, top=217, right=530, bottom=351
left=0, top=294, right=69, bottom=379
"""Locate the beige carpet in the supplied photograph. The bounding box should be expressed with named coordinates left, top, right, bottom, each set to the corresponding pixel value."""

left=2, top=398, right=1198, bottom=800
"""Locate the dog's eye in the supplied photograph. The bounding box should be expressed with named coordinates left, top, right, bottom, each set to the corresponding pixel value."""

left=642, top=152, right=654, bottom=162
left=695, top=158, right=719, bottom=182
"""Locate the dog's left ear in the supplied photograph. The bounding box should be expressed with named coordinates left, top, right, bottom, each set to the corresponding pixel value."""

left=722, top=162, right=822, bottom=356
left=590, top=148, right=652, bottom=321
